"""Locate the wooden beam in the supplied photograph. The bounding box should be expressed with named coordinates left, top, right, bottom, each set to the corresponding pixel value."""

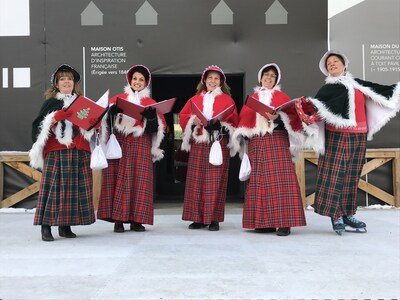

left=358, top=179, right=394, bottom=206
left=0, top=152, right=30, bottom=162
left=5, top=162, right=42, bottom=181
left=0, top=182, right=40, bottom=208
left=360, top=158, right=391, bottom=177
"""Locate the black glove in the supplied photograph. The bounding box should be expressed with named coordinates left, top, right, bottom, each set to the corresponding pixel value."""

left=145, top=118, right=159, bottom=134
left=204, top=120, right=222, bottom=133
left=108, top=105, right=123, bottom=116
left=140, top=107, right=157, bottom=120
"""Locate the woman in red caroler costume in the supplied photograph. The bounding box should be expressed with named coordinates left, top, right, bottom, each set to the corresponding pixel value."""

left=30, top=64, right=96, bottom=241
left=179, top=65, right=238, bottom=231
left=97, top=65, right=166, bottom=233
left=233, top=63, right=306, bottom=236
left=307, top=50, right=400, bottom=235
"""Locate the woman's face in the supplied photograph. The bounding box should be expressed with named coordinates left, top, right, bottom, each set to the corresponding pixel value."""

left=205, top=71, right=222, bottom=92
left=260, top=69, right=277, bottom=89
left=56, top=74, right=74, bottom=94
left=130, top=72, right=147, bottom=91
left=326, top=55, right=346, bottom=77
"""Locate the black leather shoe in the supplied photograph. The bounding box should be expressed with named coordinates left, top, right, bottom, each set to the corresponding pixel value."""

left=58, top=226, right=77, bottom=238
left=114, top=221, right=125, bottom=233
left=208, top=221, right=220, bottom=231
left=130, top=222, right=145, bottom=232
left=276, top=227, right=291, bottom=236
left=254, top=228, right=276, bottom=233
left=188, top=222, right=207, bottom=229
left=41, top=225, right=54, bottom=242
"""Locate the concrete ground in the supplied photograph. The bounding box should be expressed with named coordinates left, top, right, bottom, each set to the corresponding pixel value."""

left=0, top=203, right=399, bottom=300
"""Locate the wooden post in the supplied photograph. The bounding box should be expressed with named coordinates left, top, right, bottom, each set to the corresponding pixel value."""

left=394, top=149, right=400, bottom=207
left=295, top=150, right=306, bottom=207
left=92, top=170, right=102, bottom=210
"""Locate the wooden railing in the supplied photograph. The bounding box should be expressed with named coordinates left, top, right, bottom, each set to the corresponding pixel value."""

left=0, top=152, right=102, bottom=208
left=2, top=149, right=399, bottom=208
left=295, top=148, right=400, bottom=207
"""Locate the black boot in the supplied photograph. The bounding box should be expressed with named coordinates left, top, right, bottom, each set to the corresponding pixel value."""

left=58, top=226, right=77, bottom=238
left=208, top=221, right=220, bottom=231
left=276, top=227, right=291, bottom=236
left=130, top=222, right=145, bottom=232
left=114, top=221, right=125, bottom=233
left=41, top=225, right=54, bottom=242
left=188, top=222, right=207, bottom=229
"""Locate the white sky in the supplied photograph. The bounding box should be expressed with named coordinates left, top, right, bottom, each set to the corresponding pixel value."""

left=328, top=0, right=366, bottom=19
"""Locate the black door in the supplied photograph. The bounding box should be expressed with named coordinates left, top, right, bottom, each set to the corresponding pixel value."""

left=152, top=74, right=244, bottom=202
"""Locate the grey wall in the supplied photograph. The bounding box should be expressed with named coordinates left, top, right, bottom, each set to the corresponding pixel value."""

left=0, top=0, right=327, bottom=151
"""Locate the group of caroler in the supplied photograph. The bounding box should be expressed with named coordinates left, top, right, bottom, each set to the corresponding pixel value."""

left=29, top=50, right=400, bottom=241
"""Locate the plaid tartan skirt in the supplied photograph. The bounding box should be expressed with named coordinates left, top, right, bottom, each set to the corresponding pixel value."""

left=313, top=131, right=367, bottom=219
left=97, top=132, right=154, bottom=225
left=33, top=149, right=95, bottom=226
left=182, top=137, right=230, bottom=224
left=242, top=131, right=306, bottom=229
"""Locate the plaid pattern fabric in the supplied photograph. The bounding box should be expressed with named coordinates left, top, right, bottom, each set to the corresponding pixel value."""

left=242, top=131, right=306, bottom=229
left=313, top=131, right=367, bottom=219
left=34, top=149, right=95, bottom=226
left=97, top=132, right=154, bottom=225
left=182, top=137, right=230, bottom=224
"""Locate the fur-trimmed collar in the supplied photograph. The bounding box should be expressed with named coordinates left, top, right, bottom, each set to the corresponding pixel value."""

left=325, top=72, right=354, bottom=84
left=55, top=92, right=77, bottom=107
left=123, top=85, right=151, bottom=103
left=253, top=85, right=281, bottom=93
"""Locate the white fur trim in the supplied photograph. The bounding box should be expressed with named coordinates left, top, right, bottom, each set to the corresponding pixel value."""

left=365, top=82, right=400, bottom=140
left=124, top=85, right=150, bottom=102
left=29, top=113, right=55, bottom=170
left=231, top=115, right=275, bottom=158
left=221, top=121, right=237, bottom=157
left=114, top=114, right=146, bottom=137
left=151, top=115, right=165, bottom=162
left=181, top=115, right=196, bottom=152
left=253, top=84, right=281, bottom=95
left=54, top=120, right=74, bottom=146
left=309, top=101, right=355, bottom=128
left=320, top=75, right=400, bottom=139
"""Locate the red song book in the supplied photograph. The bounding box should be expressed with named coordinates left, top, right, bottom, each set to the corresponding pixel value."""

left=116, top=97, right=176, bottom=120
left=191, top=101, right=235, bottom=125
left=65, top=90, right=109, bottom=130
left=245, top=95, right=299, bottom=117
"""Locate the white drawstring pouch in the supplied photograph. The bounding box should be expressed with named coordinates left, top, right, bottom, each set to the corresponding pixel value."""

left=209, top=139, right=223, bottom=166
left=105, top=133, right=122, bottom=159
left=105, top=116, right=122, bottom=159
left=90, top=133, right=108, bottom=170
left=239, top=142, right=251, bottom=181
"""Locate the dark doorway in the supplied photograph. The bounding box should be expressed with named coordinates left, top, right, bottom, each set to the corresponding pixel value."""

left=152, top=73, right=245, bottom=202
